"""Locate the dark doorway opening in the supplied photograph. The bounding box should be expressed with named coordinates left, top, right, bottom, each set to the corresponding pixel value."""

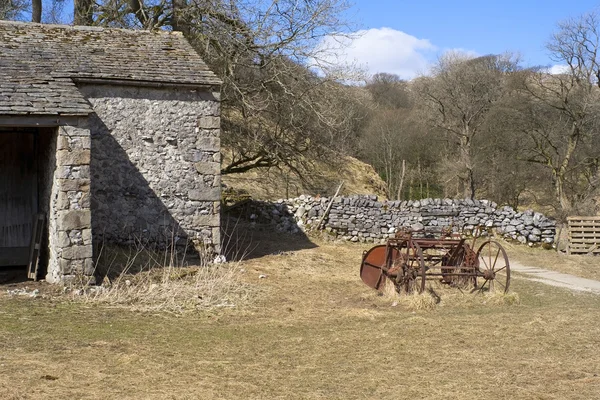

left=0, top=127, right=57, bottom=283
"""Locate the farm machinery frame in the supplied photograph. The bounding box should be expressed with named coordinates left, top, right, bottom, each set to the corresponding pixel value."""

left=360, top=228, right=510, bottom=294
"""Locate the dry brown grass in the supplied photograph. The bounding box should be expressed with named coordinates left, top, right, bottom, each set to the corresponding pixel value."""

left=57, top=241, right=254, bottom=314
left=222, top=151, right=387, bottom=200
left=69, top=263, right=252, bottom=313
left=1, top=233, right=600, bottom=399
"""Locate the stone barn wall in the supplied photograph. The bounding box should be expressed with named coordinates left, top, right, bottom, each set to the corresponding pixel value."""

left=80, top=84, right=221, bottom=254
left=245, top=195, right=557, bottom=245
left=47, top=120, right=94, bottom=283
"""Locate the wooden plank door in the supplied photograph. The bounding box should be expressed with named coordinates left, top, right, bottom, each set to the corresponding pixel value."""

left=0, top=131, right=38, bottom=266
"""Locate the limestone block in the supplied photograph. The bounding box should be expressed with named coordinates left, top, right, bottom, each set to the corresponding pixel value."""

left=56, top=166, right=72, bottom=179
left=188, top=187, right=220, bottom=201
left=59, top=258, right=72, bottom=274
left=194, top=161, right=220, bottom=175
left=57, top=136, right=70, bottom=150
left=83, top=258, right=96, bottom=275
left=56, top=178, right=90, bottom=192
left=71, top=166, right=91, bottom=179
left=57, top=231, right=71, bottom=248
left=193, top=214, right=220, bottom=227
left=75, top=136, right=92, bottom=150
left=197, top=116, right=221, bottom=129
left=56, top=150, right=91, bottom=166
left=56, top=192, right=70, bottom=210
left=80, top=192, right=91, bottom=208
left=186, top=150, right=204, bottom=162
left=82, top=229, right=92, bottom=245
left=61, top=245, right=94, bottom=260
left=196, top=136, right=220, bottom=152
left=57, top=210, right=91, bottom=231
left=212, top=227, right=221, bottom=251
left=57, top=135, right=91, bottom=150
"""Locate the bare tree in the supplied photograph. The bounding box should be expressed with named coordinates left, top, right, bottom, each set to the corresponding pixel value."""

left=512, top=11, right=600, bottom=215
left=359, top=105, right=441, bottom=200
left=366, top=73, right=411, bottom=109
left=87, top=0, right=361, bottom=175
left=0, top=0, right=28, bottom=20
left=415, top=52, right=519, bottom=199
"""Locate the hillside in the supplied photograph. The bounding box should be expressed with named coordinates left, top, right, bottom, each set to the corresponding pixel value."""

left=221, top=152, right=387, bottom=200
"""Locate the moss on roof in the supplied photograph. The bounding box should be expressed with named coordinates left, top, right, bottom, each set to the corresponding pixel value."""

left=0, top=21, right=221, bottom=116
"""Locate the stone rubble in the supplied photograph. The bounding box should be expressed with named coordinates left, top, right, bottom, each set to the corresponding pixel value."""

left=245, top=195, right=556, bottom=245
left=6, top=287, right=40, bottom=298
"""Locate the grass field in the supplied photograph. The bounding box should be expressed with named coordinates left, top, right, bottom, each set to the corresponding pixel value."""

left=1, top=232, right=600, bottom=399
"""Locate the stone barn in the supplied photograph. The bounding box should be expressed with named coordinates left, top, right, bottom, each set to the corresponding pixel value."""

left=0, top=21, right=222, bottom=283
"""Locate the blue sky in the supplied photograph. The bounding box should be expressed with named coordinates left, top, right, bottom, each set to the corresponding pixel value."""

left=327, top=0, right=600, bottom=78
left=42, top=0, right=600, bottom=79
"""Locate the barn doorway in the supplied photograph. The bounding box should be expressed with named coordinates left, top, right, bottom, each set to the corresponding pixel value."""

left=0, top=127, right=57, bottom=282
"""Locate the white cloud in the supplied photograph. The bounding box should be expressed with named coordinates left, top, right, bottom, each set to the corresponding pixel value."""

left=548, top=64, right=570, bottom=75
left=443, top=48, right=480, bottom=59
left=313, top=27, right=437, bottom=80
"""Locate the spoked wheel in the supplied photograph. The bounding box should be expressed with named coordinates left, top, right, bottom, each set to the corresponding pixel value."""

left=475, top=240, right=510, bottom=294
left=396, top=240, right=426, bottom=294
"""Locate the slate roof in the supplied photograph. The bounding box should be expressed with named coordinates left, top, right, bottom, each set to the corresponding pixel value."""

left=0, top=21, right=221, bottom=116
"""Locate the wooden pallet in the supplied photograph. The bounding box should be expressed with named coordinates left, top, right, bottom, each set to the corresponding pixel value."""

left=567, top=216, right=600, bottom=255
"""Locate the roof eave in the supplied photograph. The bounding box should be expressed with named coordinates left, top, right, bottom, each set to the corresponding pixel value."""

left=71, top=77, right=222, bottom=90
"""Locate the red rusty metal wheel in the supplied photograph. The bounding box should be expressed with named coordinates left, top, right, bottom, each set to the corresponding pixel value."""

left=475, top=240, right=510, bottom=294
left=360, top=245, right=398, bottom=291
left=397, top=240, right=426, bottom=294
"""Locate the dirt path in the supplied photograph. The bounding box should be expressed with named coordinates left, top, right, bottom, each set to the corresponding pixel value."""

left=511, top=261, right=600, bottom=294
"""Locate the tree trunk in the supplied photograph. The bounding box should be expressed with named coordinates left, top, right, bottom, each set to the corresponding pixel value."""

left=554, top=173, right=571, bottom=213
left=460, top=136, right=475, bottom=199
left=172, top=0, right=191, bottom=36
left=553, top=125, right=580, bottom=214
left=32, top=0, right=42, bottom=22
left=396, top=159, right=406, bottom=200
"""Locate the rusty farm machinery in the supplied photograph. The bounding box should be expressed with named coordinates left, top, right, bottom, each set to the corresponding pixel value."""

left=360, top=228, right=510, bottom=294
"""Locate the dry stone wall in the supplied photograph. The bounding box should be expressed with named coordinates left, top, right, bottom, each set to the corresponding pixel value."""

left=246, top=195, right=556, bottom=245
left=81, top=84, right=221, bottom=254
